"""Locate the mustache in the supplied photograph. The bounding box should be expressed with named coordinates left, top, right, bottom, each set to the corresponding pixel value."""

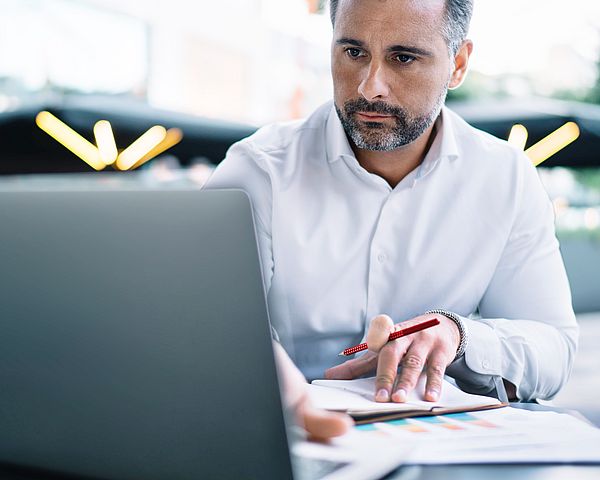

left=343, top=98, right=405, bottom=117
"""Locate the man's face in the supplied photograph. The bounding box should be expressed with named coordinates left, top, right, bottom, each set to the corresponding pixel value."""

left=331, top=0, right=454, bottom=151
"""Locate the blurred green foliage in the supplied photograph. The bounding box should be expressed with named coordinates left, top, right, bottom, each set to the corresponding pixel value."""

left=574, top=169, right=600, bottom=193
left=450, top=32, right=600, bottom=105
left=447, top=71, right=513, bottom=102
left=557, top=228, right=600, bottom=242
left=586, top=57, right=600, bottom=105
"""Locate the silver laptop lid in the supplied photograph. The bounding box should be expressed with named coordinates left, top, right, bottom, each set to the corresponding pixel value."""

left=0, top=189, right=292, bottom=480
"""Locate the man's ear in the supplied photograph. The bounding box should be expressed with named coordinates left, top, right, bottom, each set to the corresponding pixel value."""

left=449, top=40, right=473, bottom=90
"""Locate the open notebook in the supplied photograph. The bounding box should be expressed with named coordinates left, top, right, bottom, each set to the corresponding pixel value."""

left=309, top=375, right=506, bottom=424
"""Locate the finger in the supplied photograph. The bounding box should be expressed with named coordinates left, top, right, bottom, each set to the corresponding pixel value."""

left=300, top=403, right=353, bottom=441
left=392, top=345, right=428, bottom=403
left=324, top=351, right=377, bottom=380
left=424, top=353, right=447, bottom=402
left=374, top=340, right=406, bottom=402
left=366, top=314, right=395, bottom=353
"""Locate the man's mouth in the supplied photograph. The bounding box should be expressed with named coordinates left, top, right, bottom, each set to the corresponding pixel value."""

left=356, top=112, right=394, bottom=121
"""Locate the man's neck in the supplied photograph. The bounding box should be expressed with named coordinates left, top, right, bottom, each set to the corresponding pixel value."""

left=350, top=122, right=437, bottom=189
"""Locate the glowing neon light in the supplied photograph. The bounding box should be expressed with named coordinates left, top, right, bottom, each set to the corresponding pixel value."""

left=93, top=120, right=118, bottom=166
left=131, top=128, right=183, bottom=170
left=35, top=111, right=105, bottom=170
left=507, top=124, right=528, bottom=150
left=115, top=125, right=167, bottom=171
left=525, top=122, right=580, bottom=166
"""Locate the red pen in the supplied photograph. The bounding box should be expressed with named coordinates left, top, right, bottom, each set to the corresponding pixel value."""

left=338, top=318, right=440, bottom=356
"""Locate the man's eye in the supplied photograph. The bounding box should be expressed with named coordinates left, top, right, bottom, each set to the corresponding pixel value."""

left=395, top=54, right=415, bottom=64
left=345, top=48, right=363, bottom=59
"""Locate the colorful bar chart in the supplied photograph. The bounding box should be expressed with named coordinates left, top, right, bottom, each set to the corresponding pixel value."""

left=355, top=413, right=500, bottom=435
left=443, top=412, right=498, bottom=429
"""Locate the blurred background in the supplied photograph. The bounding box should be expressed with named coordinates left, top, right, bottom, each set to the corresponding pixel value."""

left=1, top=0, right=599, bottom=423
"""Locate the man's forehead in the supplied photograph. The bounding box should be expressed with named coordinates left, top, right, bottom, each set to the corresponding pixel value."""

left=335, top=0, right=446, bottom=30
left=334, top=0, right=447, bottom=47
left=336, top=0, right=447, bottom=15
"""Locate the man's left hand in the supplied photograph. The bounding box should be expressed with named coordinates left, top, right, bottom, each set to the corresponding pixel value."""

left=325, top=313, right=460, bottom=403
left=274, top=342, right=352, bottom=440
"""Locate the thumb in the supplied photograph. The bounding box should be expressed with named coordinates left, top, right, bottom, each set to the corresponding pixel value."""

left=325, top=351, right=377, bottom=379
left=299, top=402, right=353, bottom=441
left=366, top=314, right=395, bottom=353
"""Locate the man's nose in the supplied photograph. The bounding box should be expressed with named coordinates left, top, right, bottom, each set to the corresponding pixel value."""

left=358, top=62, right=391, bottom=100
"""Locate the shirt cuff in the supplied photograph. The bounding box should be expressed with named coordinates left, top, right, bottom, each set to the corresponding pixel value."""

left=445, top=316, right=505, bottom=399
left=461, top=316, right=502, bottom=376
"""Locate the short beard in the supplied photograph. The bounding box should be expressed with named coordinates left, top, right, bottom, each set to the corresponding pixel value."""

left=335, top=85, right=448, bottom=152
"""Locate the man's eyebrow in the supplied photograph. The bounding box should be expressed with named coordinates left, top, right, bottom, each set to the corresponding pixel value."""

left=387, top=44, right=434, bottom=57
left=335, top=37, right=433, bottom=57
left=335, top=37, right=364, bottom=47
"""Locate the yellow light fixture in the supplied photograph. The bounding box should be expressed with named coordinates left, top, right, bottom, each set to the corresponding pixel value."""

left=130, top=128, right=183, bottom=170
left=115, top=125, right=167, bottom=171
left=525, top=122, right=580, bottom=167
left=37, top=111, right=183, bottom=171
left=93, top=120, right=118, bottom=166
left=35, top=111, right=105, bottom=171
left=507, top=124, right=528, bottom=150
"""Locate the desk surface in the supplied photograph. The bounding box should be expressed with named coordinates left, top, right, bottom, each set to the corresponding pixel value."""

left=0, top=404, right=597, bottom=480
left=1, top=458, right=600, bottom=480
left=388, top=465, right=600, bottom=480
left=1, top=461, right=599, bottom=480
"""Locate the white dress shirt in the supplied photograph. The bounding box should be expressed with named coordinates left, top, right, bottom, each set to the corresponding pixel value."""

left=204, top=101, right=578, bottom=401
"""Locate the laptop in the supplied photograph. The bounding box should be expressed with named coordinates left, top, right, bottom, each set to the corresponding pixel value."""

left=0, top=188, right=403, bottom=480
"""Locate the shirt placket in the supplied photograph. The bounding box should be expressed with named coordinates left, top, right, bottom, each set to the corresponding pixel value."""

left=364, top=193, right=396, bottom=331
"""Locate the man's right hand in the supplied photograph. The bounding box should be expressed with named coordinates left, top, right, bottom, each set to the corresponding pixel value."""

left=325, top=313, right=460, bottom=403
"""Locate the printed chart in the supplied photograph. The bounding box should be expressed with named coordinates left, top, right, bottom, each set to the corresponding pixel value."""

left=350, top=408, right=600, bottom=464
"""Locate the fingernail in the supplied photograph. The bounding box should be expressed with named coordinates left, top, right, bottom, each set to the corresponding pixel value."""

left=427, top=389, right=439, bottom=400
left=375, top=389, right=390, bottom=402
left=392, top=388, right=407, bottom=402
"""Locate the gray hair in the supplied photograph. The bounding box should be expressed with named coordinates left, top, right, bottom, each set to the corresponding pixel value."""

left=329, top=0, right=473, bottom=56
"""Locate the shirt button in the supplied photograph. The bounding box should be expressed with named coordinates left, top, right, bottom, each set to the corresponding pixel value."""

left=377, top=253, right=386, bottom=263
left=482, top=360, right=490, bottom=369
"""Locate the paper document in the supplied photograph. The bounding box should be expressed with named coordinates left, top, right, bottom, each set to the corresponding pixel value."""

left=351, top=407, right=600, bottom=464
left=292, top=430, right=412, bottom=480
left=309, top=375, right=503, bottom=421
left=295, top=407, right=600, bottom=470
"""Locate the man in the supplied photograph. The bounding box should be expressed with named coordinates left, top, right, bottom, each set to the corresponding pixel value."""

left=205, top=0, right=578, bottom=437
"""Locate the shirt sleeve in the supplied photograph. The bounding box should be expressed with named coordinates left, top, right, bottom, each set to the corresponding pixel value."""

left=446, top=153, right=579, bottom=402
left=202, top=140, right=275, bottom=294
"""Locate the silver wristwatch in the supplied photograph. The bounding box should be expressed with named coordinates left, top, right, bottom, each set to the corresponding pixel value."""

left=425, top=309, right=468, bottom=361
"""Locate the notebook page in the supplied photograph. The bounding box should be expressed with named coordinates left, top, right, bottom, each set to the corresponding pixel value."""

left=309, top=375, right=500, bottom=414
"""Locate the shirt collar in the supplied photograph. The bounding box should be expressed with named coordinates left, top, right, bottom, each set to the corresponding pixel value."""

left=325, top=102, right=460, bottom=165
left=325, top=103, right=357, bottom=163
left=431, top=106, right=460, bottom=162
left=415, top=106, right=460, bottom=180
